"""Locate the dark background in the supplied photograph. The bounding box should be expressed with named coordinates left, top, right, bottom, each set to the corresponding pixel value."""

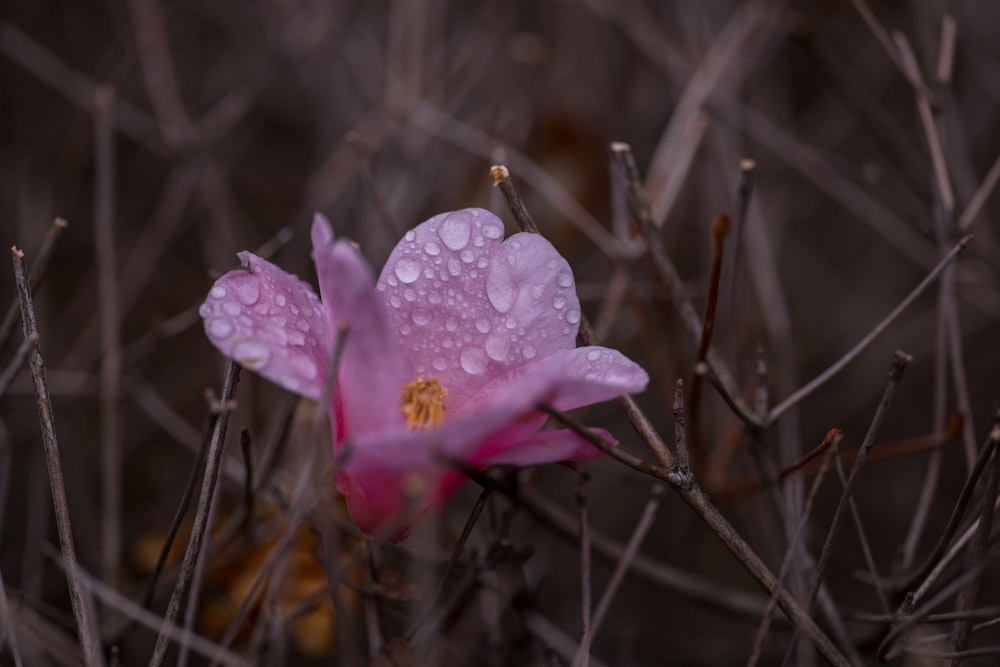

left=1, top=0, right=999, bottom=664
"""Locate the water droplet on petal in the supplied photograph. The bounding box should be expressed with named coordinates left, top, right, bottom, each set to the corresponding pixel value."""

left=208, top=318, right=233, bottom=338
left=460, top=249, right=475, bottom=264
left=400, top=322, right=413, bottom=335
left=486, top=265, right=516, bottom=313
left=233, top=276, right=260, bottom=305
left=424, top=241, right=441, bottom=256
left=296, top=320, right=310, bottom=333
left=557, top=270, right=573, bottom=288
left=432, top=357, right=448, bottom=371
left=404, top=230, right=416, bottom=241
left=275, top=293, right=287, bottom=306
left=428, top=291, right=442, bottom=304
left=530, top=285, right=543, bottom=299
left=439, top=213, right=472, bottom=250
left=198, top=303, right=212, bottom=318
left=483, top=220, right=503, bottom=239
left=210, top=285, right=227, bottom=299
left=460, top=347, right=488, bottom=374
left=552, top=296, right=566, bottom=310
left=485, top=334, right=509, bottom=361
left=522, top=344, right=536, bottom=359
left=566, top=309, right=581, bottom=324
left=232, top=340, right=270, bottom=369
left=477, top=257, right=488, bottom=269
left=412, top=309, right=431, bottom=326
left=587, top=349, right=602, bottom=361
left=394, top=257, right=421, bottom=284
left=389, top=294, right=402, bottom=308
left=475, top=318, right=491, bottom=334
left=222, top=300, right=241, bottom=316
left=504, top=317, right=517, bottom=329
left=253, top=302, right=269, bottom=315
left=447, top=258, right=462, bottom=276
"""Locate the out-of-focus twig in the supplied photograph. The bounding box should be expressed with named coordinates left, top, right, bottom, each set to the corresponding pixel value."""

left=767, top=237, right=970, bottom=425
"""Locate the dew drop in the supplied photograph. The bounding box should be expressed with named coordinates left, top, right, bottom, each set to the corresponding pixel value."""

left=460, top=347, right=488, bottom=374
left=483, top=219, right=504, bottom=239
left=477, top=257, right=488, bottom=269
left=486, top=266, right=517, bottom=313
left=253, top=302, right=269, bottom=315
left=506, top=254, right=516, bottom=266
left=400, top=323, right=413, bottom=335
left=232, top=340, right=270, bottom=369
left=460, top=249, right=475, bottom=264
left=387, top=274, right=398, bottom=287
left=411, top=309, right=431, bottom=326
left=566, top=309, right=581, bottom=324
left=394, top=257, right=421, bottom=284
left=552, top=296, right=566, bottom=310
left=288, top=330, right=305, bottom=345
left=504, top=317, right=517, bottom=329
left=198, top=303, right=212, bottom=318
left=233, top=276, right=260, bottom=305
left=389, top=294, right=402, bottom=308
left=439, top=214, right=472, bottom=250
left=377, top=282, right=386, bottom=292
left=208, top=318, right=233, bottom=338
left=275, top=293, right=287, bottom=306
left=475, top=318, right=491, bottom=334
left=473, top=237, right=485, bottom=247
left=522, top=344, right=536, bottom=359
left=221, top=300, right=241, bottom=316
left=556, top=270, right=573, bottom=288
left=432, top=357, right=448, bottom=371
left=404, top=230, right=415, bottom=241
left=485, top=335, right=509, bottom=362
left=296, top=320, right=310, bottom=332
left=587, top=349, right=602, bottom=361
left=530, top=285, right=543, bottom=299
left=403, top=289, right=416, bottom=302
left=210, top=285, right=227, bottom=299
left=445, top=317, right=458, bottom=332
left=424, top=241, right=441, bottom=256
left=447, top=258, right=462, bottom=276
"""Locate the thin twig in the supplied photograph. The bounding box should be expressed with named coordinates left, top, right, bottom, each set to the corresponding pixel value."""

left=804, top=351, right=911, bottom=612
left=767, top=237, right=969, bottom=425
left=950, top=424, right=1000, bottom=662
left=149, top=360, right=241, bottom=667
left=239, top=428, right=254, bottom=537
left=490, top=165, right=539, bottom=234
left=0, top=218, right=67, bottom=350
left=609, top=142, right=752, bottom=422
left=11, top=246, right=102, bottom=666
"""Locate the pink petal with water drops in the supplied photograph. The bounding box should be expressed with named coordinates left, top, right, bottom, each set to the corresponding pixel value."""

left=199, top=251, right=330, bottom=399
left=375, top=208, right=581, bottom=410
left=311, top=215, right=407, bottom=437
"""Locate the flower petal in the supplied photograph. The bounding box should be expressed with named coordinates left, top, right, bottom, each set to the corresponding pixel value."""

left=472, top=427, right=615, bottom=466
left=199, top=251, right=330, bottom=399
left=311, top=215, right=407, bottom=437
left=375, top=209, right=581, bottom=409
left=336, top=346, right=646, bottom=536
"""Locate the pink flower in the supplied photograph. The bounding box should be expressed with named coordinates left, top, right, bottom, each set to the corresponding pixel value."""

left=199, top=209, right=648, bottom=539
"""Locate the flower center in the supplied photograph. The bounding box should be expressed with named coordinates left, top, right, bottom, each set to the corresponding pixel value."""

left=401, top=375, right=448, bottom=430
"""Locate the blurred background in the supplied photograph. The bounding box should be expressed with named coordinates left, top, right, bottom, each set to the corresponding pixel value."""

left=1, top=0, right=999, bottom=664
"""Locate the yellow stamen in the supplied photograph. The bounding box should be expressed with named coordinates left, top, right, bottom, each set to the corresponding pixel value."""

left=401, top=375, right=448, bottom=430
